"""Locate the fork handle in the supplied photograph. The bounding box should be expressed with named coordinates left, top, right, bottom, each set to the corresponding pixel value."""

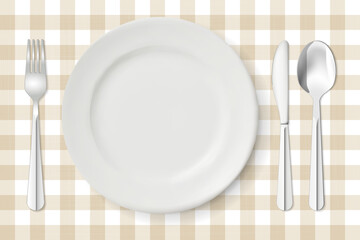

left=27, top=102, right=45, bottom=211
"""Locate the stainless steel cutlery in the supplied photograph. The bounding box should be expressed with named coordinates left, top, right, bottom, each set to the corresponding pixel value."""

left=272, top=41, right=293, bottom=211
left=297, top=41, right=336, bottom=211
left=25, top=39, right=47, bottom=211
left=272, top=40, right=336, bottom=211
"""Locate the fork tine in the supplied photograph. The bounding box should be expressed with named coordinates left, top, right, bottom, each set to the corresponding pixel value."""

left=26, top=39, right=31, bottom=73
left=36, top=39, right=40, bottom=73
left=41, top=40, right=46, bottom=73
left=32, top=39, right=35, bottom=72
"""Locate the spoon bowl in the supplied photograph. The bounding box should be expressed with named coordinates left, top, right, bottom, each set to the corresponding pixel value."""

left=297, top=41, right=336, bottom=99
left=297, top=40, right=336, bottom=211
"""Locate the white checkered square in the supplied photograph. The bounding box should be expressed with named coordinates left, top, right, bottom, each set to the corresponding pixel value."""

left=45, top=30, right=60, bottom=45
left=45, top=120, right=61, bottom=135
left=15, top=120, right=30, bottom=135
left=15, top=0, right=30, bottom=15
left=285, top=30, right=300, bottom=45
left=135, top=0, right=150, bottom=15
left=345, top=60, right=360, bottom=75
left=45, top=210, right=60, bottom=225
left=255, top=180, right=270, bottom=195
left=15, top=150, right=29, bottom=165
left=225, top=210, right=240, bottom=225
left=254, top=150, right=270, bottom=166
left=105, top=210, right=121, bottom=225
left=255, top=30, right=270, bottom=45
left=45, top=0, right=60, bottom=15
left=75, top=30, right=91, bottom=45
left=225, top=0, right=240, bottom=15
left=345, top=180, right=360, bottom=195
left=105, top=0, right=120, bottom=15
left=255, top=60, right=271, bottom=75
left=15, top=30, right=30, bottom=45
left=345, top=30, right=360, bottom=45
left=291, top=150, right=301, bottom=165
left=15, top=60, right=26, bottom=75
left=285, top=0, right=300, bottom=15
left=289, top=60, right=297, bottom=75
left=322, top=120, right=330, bottom=136
left=315, top=30, right=330, bottom=45
left=195, top=210, right=210, bottom=225
left=75, top=180, right=90, bottom=195
left=15, top=180, right=27, bottom=195
left=285, top=210, right=300, bottom=225
left=44, top=150, right=60, bottom=165
left=345, top=151, right=360, bottom=165
left=315, top=0, right=330, bottom=15
left=46, top=60, right=61, bottom=75
left=345, top=90, right=360, bottom=105
left=165, top=213, right=180, bottom=225
left=225, top=30, right=240, bottom=45
left=325, top=180, right=331, bottom=195
left=75, top=210, right=90, bottom=225
left=45, top=90, right=60, bottom=105
left=345, top=0, right=359, bottom=15
left=44, top=180, right=60, bottom=195
left=293, top=180, right=300, bottom=195
left=289, top=120, right=300, bottom=135
left=15, top=210, right=30, bottom=225
left=345, top=210, right=360, bottom=225
left=135, top=211, right=150, bottom=225
left=195, top=0, right=210, bottom=15
left=345, top=120, right=360, bottom=135
left=315, top=210, right=330, bottom=225
left=165, top=0, right=180, bottom=15
left=75, top=0, right=90, bottom=15
left=255, top=210, right=270, bottom=225
left=321, top=91, right=331, bottom=105
left=289, top=90, right=300, bottom=105
left=255, top=0, right=270, bottom=15
left=323, top=150, right=331, bottom=166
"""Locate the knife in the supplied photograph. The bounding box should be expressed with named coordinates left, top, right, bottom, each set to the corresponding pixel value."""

left=272, top=40, right=293, bottom=211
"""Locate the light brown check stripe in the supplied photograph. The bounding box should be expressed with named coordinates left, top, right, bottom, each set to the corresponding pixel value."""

left=0, top=0, right=360, bottom=239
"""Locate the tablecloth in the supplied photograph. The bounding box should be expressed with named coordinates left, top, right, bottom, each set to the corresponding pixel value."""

left=0, top=0, right=359, bottom=239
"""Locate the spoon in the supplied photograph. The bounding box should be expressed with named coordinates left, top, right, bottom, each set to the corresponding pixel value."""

left=297, top=41, right=336, bottom=211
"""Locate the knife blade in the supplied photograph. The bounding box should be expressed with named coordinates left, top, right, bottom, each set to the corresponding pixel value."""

left=272, top=40, right=293, bottom=211
left=272, top=41, right=289, bottom=124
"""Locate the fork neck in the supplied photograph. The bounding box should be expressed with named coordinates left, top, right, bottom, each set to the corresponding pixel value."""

left=32, top=100, right=39, bottom=117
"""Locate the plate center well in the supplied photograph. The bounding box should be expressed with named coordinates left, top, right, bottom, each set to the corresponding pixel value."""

left=90, top=47, right=229, bottom=179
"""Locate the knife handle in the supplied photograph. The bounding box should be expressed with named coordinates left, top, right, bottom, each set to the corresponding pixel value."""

left=277, top=124, right=293, bottom=211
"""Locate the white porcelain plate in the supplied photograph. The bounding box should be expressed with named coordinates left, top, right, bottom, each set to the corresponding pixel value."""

left=63, top=18, right=258, bottom=213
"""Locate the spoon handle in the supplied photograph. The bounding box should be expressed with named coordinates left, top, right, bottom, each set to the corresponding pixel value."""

left=277, top=124, right=293, bottom=211
left=309, top=99, right=325, bottom=211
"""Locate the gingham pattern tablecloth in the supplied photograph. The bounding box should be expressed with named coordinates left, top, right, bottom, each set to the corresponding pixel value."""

left=0, top=0, right=359, bottom=239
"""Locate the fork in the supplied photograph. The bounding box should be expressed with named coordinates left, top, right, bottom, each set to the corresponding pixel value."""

left=25, top=39, right=47, bottom=211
